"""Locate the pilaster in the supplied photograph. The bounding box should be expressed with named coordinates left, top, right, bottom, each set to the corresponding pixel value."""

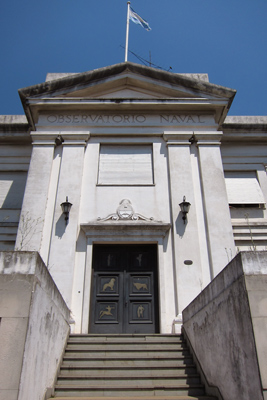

left=196, top=131, right=235, bottom=277
left=164, top=132, right=207, bottom=331
left=15, top=132, right=58, bottom=252
left=47, top=132, right=89, bottom=307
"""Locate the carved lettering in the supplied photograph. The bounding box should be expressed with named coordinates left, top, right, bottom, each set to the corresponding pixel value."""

left=197, top=115, right=205, bottom=123
left=170, top=115, right=180, bottom=124
left=72, top=115, right=79, bottom=123
left=82, top=115, right=89, bottom=123
left=186, top=115, right=195, bottom=123
left=96, top=115, right=104, bottom=123
left=160, top=115, right=169, bottom=123
left=112, top=115, right=123, bottom=123
left=47, top=115, right=57, bottom=123
left=160, top=114, right=205, bottom=124
left=136, top=115, right=146, bottom=123
left=89, top=115, right=98, bottom=122
left=45, top=114, right=207, bottom=125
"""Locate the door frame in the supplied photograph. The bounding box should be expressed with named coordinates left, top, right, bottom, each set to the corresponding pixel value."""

left=89, top=243, right=159, bottom=334
left=80, top=222, right=171, bottom=334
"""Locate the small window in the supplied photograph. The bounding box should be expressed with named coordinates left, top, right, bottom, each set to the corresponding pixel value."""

left=98, top=145, right=154, bottom=185
left=224, top=171, right=265, bottom=207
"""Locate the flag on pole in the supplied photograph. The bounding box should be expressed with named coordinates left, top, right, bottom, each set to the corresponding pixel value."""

left=129, top=6, right=151, bottom=31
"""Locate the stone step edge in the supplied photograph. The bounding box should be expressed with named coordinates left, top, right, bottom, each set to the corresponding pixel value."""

left=69, top=334, right=183, bottom=337
left=62, top=356, right=193, bottom=361
left=60, top=365, right=197, bottom=371
left=65, top=348, right=188, bottom=351
left=55, top=384, right=204, bottom=390
left=50, top=396, right=217, bottom=400
left=67, top=338, right=185, bottom=341
left=57, top=374, right=200, bottom=380
left=65, top=349, right=190, bottom=358
left=66, top=343, right=185, bottom=347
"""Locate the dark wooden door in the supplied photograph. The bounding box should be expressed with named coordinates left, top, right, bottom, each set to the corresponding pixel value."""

left=89, top=244, right=159, bottom=334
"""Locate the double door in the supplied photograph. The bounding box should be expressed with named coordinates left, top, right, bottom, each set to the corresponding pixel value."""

left=89, top=244, right=159, bottom=334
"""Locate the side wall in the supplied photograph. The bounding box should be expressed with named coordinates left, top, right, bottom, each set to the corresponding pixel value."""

left=183, top=251, right=267, bottom=400
left=0, top=252, right=70, bottom=400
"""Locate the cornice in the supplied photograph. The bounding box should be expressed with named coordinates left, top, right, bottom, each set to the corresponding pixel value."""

left=80, top=221, right=171, bottom=239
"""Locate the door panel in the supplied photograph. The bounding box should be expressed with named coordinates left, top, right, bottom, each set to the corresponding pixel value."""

left=89, top=244, right=159, bottom=334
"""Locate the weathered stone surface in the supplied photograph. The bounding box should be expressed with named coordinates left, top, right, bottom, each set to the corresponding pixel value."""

left=0, top=251, right=70, bottom=400
left=183, top=251, right=267, bottom=400
left=0, top=317, right=28, bottom=390
left=0, top=390, right=18, bottom=400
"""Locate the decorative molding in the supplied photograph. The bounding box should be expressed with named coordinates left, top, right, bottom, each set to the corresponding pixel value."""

left=194, top=132, right=222, bottom=146
left=80, top=221, right=171, bottom=239
left=81, top=199, right=171, bottom=239
left=97, top=199, right=155, bottom=222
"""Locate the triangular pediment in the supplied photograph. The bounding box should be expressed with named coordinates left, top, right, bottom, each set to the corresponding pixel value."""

left=20, top=62, right=235, bottom=101
left=59, top=84, right=196, bottom=100
left=18, top=62, right=236, bottom=127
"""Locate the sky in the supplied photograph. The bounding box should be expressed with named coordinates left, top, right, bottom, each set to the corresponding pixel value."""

left=0, top=0, right=266, bottom=116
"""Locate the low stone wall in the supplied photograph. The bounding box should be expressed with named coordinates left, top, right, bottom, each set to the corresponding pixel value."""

left=182, top=251, right=267, bottom=400
left=0, top=252, right=70, bottom=400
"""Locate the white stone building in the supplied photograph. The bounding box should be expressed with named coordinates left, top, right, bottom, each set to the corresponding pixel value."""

left=1, top=62, right=267, bottom=333
left=0, top=62, right=267, bottom=400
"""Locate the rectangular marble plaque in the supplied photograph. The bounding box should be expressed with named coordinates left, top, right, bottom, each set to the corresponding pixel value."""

left=98, top=145, right=153, bottom=185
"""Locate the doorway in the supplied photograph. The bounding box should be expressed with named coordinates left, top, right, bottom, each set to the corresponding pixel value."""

left=89, top=244, right=159, bottom=334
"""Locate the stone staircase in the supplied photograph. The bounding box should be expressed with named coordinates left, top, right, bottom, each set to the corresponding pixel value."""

left=49, top=334, right=217, bottom=400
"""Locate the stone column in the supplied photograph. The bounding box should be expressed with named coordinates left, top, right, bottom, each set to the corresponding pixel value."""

left=196, top=132, right=235, bottom=277
left=164, top=132, right=209, bottom=332
left=47, top=132, right=89, bottom=307
left=15, top=132, right=57, bottom=252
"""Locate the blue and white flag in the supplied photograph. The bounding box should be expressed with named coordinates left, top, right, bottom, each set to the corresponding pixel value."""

left=129, top=6, right=151, bottom=31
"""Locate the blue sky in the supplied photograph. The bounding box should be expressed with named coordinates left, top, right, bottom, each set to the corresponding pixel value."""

left=0, top=0, right=266, bottom=116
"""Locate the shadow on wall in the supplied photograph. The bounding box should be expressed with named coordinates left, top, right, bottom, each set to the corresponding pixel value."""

left=55, top=213, right=68, bottom=238
left=176, top=211, right=187, bottom=237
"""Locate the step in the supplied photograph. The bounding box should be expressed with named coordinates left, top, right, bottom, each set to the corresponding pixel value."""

left=54, top=383, right=206, bottom=397
left=59, top=366, right=198, bottom=377
left=64, top=350, right=191, bottom=358
left=66, top=343, right=187, bottom=351
left=52, top=334, right=216, bottom=400
left=57, top=375, right=201, bottom=386
left=68, top=334, right=184, bottom=343
left=61, top=357, right=194, bottom=368
left=51, top=396, right=218, bottom=400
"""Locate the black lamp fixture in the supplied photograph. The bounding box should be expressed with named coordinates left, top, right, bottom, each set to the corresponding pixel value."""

left=179, top=196, right=191, bottom=224
left=61, top=196, right=72, bottom=225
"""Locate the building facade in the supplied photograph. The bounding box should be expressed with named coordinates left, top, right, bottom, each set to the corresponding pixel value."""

left=1, top=62, right=267, bottom=335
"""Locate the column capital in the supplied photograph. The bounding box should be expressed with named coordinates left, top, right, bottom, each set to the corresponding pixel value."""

left=30, top=131, right=59, bottom=146
left=194, top=131, right=222, bottom=146
left=163, top=131, right=193, bottom=146
left=61, top=132, right=90, bottom=146
left=30, top=131, right=90, bottom=146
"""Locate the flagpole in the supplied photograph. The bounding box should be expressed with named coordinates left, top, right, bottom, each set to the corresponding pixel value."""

left=125, top=1, right=130, bottom=62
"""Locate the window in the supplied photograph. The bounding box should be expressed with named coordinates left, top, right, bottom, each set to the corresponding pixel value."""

left=224, top=171, right=265, bottom=207
left=98, top=145, right=154, bottom=185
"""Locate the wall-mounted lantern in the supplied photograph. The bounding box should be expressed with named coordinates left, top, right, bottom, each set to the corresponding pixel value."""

left=179, top=196, right=191, bottom=224
left=60, top=196, right=72, bottom=225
